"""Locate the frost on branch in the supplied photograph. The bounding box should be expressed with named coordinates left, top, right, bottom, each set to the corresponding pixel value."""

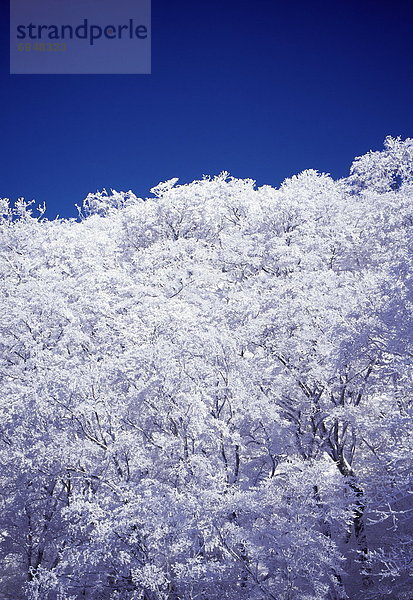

left=81, top=189, right=142, bottom=217
left=1, top=138, right=413, bottom=600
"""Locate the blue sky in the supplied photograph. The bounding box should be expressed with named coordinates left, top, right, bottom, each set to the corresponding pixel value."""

left=1, top=0, right=413, bottom=218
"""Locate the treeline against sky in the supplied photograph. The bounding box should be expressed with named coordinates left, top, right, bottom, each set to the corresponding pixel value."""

left=1, top=138, right=413, bottom=600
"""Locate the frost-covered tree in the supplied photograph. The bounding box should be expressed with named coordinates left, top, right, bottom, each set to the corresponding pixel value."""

left=1, top=138, right=412, bottom=600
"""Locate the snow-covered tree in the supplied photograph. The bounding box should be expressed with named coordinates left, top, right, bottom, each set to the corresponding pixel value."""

left=1, top=138, right=412, bottom=600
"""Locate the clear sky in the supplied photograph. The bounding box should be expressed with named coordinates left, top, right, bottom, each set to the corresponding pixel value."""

left=1, top=0, right=413, bottom=218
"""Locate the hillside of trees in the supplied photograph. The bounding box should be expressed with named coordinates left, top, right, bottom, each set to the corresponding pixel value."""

left=1, top=137, right=413, bottom=600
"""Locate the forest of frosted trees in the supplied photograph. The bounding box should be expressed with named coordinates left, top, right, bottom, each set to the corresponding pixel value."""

left=1, top=137, right=413, bottom=600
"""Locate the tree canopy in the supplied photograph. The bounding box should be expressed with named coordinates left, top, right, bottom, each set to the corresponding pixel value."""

left=1, top=137, right=413, bottom=600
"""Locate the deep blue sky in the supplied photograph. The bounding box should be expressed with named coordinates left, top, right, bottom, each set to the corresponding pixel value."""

left=1, top=0, right=413, bottom=218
